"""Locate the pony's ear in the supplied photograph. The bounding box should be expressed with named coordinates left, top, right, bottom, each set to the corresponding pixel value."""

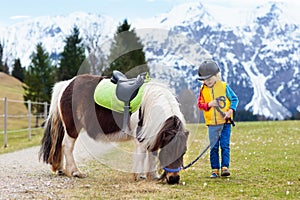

left=149, top=115, right=183, bottom=152
left=158, top=128, right=188, bottom=168
left=149, top=128, right=166, bottom=152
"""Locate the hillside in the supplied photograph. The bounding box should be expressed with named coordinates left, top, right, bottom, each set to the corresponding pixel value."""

left=0, top=72, right=26, bottom=115
left=0, top=72, right=24, bottom=100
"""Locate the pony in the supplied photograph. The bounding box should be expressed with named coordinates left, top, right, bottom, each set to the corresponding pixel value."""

left=39, top=73, right=189, bottom=184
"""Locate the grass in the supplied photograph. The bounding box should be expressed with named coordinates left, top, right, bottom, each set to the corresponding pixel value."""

left=0, top=129, right=43, bottom=154
left=0, top=73, right=28, bottom=128
left=0, top=98, right=45, bottom=153
left=39, top=120, right=300, bottom=200
left=0, top=72, right=25, bottom=100
left=0, top=72, right=45, bottom=153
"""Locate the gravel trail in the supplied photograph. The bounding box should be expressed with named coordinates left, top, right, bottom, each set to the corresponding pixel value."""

left=0, top=134, right=111, bottom=199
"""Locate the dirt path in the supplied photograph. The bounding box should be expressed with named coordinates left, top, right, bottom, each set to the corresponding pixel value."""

left=0, top=134, right=112, bottom=199
left=0, top=146, right=65, bottom=199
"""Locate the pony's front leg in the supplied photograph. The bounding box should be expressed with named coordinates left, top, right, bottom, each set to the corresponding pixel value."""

left=146, top=151, right=160, bottom=180
left=133, top=141, right=146, bottom=180
left=62, top=133, right=86, bottom=178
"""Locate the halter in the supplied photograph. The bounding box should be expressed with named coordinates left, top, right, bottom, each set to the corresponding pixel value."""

left=163, top=166, right=183, bottom=173
left=163, top=141, right=211, bottom=173
left=163, top=116, right=228, bottom=173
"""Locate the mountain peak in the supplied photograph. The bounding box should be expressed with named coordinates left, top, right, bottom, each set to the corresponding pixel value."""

left=134, top=1, right=218, bottom=29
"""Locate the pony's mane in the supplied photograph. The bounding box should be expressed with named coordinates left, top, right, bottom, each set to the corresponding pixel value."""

left=138, top=81, right=186, bottom=148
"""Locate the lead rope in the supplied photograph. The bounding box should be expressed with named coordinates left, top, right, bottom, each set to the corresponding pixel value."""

left=163, top=96, right=235, bottom=173
left=163, top=126, right=223, bottom=173
left=215, top=96, right=235, bottom=126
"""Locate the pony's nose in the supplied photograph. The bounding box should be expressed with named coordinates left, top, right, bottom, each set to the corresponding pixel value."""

left=167, top=175, right=180, bottom=184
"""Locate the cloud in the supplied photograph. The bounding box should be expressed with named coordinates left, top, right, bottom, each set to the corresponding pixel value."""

left=10, top=15, right=31, bottom=20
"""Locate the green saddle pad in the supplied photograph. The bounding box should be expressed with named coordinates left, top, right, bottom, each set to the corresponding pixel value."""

left=94, top=79, right=147, bottom=113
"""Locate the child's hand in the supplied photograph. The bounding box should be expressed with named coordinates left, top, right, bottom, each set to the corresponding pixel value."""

left=208, top=100, right=218, bottom=108
left=224, top=109, right=233, bottom=119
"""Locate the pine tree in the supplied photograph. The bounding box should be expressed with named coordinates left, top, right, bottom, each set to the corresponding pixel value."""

left=0, top=42, right=3, bottom=72
left=103, top=19, right=148, bottom=78
left=58, top=26, right=86, bottom=81
left=2, top=61, right=9, bottom=74
left=0, top=42, right=10, bottom=74
left=23, top=42, right=55, bottom=126
left=12, top=58, right=25, bottom=82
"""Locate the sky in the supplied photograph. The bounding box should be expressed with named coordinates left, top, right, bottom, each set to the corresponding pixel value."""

left=1, top=0, right=300, bottom=28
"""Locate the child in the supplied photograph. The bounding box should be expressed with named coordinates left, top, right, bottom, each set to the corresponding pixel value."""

left=197, top=60, right=238, bottom=178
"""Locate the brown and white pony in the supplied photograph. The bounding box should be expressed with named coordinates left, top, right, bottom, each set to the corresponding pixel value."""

left=39, top=74, right=189, bottom=184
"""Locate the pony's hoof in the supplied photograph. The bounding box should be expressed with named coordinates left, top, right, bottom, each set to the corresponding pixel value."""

left=58, top=170, right=65, bottom=176
left=72, top=171, right=87, bottom=178
left=147, top=172, right=160, bottom=181
left=139, top=175, right=147, bottom=180
left=133, top=173, right=146, bottom=181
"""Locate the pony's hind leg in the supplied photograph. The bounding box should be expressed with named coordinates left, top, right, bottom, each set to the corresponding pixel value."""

left=57, top=153, right=65, bottom=176
left=62, top=133, right=86, bottom=178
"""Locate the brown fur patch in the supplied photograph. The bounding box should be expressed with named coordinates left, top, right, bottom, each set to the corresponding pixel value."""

left=60, top=75, right=123, bottom=140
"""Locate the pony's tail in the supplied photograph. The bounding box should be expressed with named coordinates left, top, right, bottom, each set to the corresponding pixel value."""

left=39, top=82, right=67, bottom=172
left=39, top=109, right=65, bottom=172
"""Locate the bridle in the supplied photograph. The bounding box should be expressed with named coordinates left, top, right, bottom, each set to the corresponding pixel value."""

left=163, top=142, right=211, bottom=173
left=163, top=131, right=219, bottom=173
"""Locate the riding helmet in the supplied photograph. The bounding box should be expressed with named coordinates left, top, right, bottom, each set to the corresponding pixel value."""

left=198, top=60, right=220, bottom=80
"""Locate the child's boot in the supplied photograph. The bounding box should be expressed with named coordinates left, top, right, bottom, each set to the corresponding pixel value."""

left=221, top=167, right=230, bottom=177
left=210, top=169, right=219, bottom=178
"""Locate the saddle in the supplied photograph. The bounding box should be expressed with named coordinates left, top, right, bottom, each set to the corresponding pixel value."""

left=111, top=70, right=148, bottom=132
left=111, top=71, right=146, bottom=102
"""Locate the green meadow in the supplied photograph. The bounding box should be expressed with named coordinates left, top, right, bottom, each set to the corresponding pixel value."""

left=0, top=113, right=299, bottom=199
left=50, top=120, right=300, bottom=199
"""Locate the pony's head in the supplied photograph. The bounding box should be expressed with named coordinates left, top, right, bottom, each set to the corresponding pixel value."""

left=150, top=115, right=189, bottom=184
left=138, top=81, right=189, bottom=184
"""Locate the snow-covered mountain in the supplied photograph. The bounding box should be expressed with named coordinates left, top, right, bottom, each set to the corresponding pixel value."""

left=0, top=1, right=299, bottom=120
left=135, top=1, right=300, bottom=120
left=0, top=12, right=117, bottom=68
